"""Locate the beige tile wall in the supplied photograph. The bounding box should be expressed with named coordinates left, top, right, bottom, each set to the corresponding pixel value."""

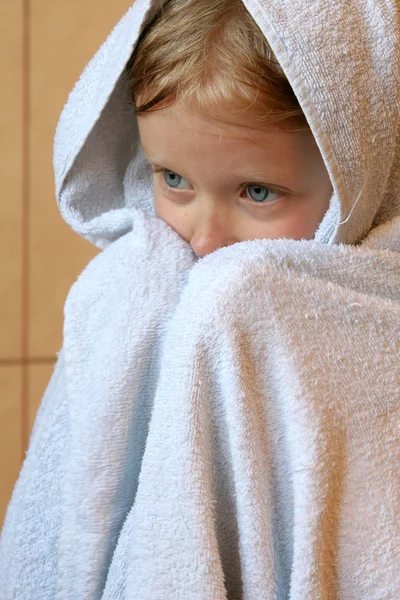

left=1, top=0, right=132, bottom=528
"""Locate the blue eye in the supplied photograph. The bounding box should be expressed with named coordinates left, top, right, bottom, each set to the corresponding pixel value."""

left=164, top=170, right=190, bottom=189
left=246, top=184, right=279, bottom=204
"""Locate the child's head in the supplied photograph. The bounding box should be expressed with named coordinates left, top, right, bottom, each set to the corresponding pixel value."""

left=129, top=0, right=333, bottom=257
left=130, top=0, right=307, bottom=128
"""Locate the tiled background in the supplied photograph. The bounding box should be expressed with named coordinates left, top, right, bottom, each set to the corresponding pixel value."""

left=1, top=0, right=132, bottom=528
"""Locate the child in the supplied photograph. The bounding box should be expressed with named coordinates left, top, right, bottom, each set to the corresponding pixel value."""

left=1, top=0, right=399, bottom=598
left=129, top=0, right=333, bottom=256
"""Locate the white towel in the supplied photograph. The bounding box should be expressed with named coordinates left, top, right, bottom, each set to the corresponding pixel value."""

left=1, top=0, right=399, bottom=598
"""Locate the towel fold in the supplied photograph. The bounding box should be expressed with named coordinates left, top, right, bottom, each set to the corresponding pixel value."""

left=1, top=214, right=399, bottom=598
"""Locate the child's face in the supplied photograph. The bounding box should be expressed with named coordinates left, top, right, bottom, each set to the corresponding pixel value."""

left=138, top=104, right=332, bottom=258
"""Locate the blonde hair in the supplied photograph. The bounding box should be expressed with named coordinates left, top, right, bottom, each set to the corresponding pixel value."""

left=128, top=0, right=309, bottom=130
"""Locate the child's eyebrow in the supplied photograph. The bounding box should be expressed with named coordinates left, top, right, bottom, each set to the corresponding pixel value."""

left=234, top=170, right=281, bottom=181
left=145, top=156, right=166, bottom=167
left=232, top=169, right=293, bottom=186
left=148, top=160, right=173, bottom=172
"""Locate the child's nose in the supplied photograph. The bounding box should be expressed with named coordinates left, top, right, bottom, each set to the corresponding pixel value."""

left=190, top=201, right=238, bottom=258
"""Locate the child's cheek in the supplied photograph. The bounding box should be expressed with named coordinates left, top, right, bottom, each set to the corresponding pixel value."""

left=153, top=184, right=174, bottom=223
left=153, top=188, right=190, bottom=243
left=152, top=177, right=166, bottom=219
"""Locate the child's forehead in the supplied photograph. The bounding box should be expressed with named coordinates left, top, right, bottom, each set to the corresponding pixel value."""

left=138, top=101, right=297, bottom=146
left=138, top=103, right=321, bottom=186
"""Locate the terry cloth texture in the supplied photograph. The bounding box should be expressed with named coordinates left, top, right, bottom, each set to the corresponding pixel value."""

left=0, top=0, right=399, bottom=598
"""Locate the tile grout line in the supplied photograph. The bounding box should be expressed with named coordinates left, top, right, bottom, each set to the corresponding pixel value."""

left=0, top=358, right=56, bottom=367
left=21, top=0, right=30, bottom=461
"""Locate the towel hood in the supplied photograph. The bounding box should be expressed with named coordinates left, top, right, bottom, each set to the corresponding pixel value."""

left=53, top=0, right=400, bottom=251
